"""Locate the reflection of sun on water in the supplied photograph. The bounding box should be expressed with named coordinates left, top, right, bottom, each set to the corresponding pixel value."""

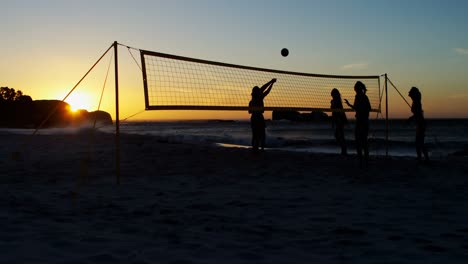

left=65, top=92, right=93, bottom=112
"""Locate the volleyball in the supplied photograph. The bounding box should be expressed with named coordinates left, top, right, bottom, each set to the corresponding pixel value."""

left=281, top=48, right=289, bottom=57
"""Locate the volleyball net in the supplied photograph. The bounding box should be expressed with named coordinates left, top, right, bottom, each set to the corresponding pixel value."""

left=140, top=49, right=381, bottom=113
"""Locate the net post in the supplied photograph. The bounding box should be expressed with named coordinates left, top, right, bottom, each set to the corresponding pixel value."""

left=114, top=41, right=121, bottom=184
left=385, top=73, right=389, bottom=158
left=140, top=51, right=150, bottom=110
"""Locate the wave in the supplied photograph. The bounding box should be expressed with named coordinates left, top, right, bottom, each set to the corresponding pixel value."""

left=2, top=119, right=467, bottom=157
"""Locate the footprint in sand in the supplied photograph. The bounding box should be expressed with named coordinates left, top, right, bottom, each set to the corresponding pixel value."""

left=412, top=237, right=447, bottom=253
left=331, top=227, right=369, bottom=247
left=332, top=226, right=367, bottom=236
left=421, top=244, right=447, bottom=253
left=87, top=253, right=119, bottom=263
left=237, top=251, right=264, bottom=261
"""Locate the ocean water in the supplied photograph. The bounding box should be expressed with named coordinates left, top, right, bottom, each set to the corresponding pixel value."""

left=2, top=119, right=467, bottom=158
left=111, top=118, right=468, bottom=158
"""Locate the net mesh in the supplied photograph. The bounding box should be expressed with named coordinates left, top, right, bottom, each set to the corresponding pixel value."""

left=141, top=50, right=381, bottom=112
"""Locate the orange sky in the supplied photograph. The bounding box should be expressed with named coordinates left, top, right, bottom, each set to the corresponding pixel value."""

left=2, top=1, right=467, bottom=120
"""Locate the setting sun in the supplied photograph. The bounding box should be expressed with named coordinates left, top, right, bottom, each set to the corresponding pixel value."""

left=65, top=92, right=94, bottom=112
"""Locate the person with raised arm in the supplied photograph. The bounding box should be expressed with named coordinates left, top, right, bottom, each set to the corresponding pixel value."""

left=249, top=78, right=276, bottom=152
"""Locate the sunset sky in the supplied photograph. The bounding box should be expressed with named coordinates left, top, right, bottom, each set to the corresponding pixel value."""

left=1, top=0, right=467, bottom=120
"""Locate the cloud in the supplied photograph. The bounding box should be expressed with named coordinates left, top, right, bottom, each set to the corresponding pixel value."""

left=448, top=93, right=468, bottom=99
left=454, top=48, right=468, bottom=55
left=342, top=63, right=368, bottom=70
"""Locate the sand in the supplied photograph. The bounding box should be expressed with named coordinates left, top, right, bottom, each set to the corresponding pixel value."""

left=1, top=131, right=468, bottom=263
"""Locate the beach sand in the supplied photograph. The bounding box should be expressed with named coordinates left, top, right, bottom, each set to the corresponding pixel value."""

left=1, top=132, right=468, bottom=263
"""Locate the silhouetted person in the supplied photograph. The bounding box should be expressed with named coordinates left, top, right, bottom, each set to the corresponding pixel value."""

left=408, top=87, right=429, bottom=163
left=249, top=78, right=276, bottom=151
left=331, top=88, right=348, bottom=155
left=345, top=81, right=371, bottom=166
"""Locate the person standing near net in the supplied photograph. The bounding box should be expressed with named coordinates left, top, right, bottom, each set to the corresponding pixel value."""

left=331, top=88, right=348, bottom=156
left=345, top=81, right=371, bottom=166
left=249, top=78, right=276, bottom=152
left=408, top=87, right=429, bottom=163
